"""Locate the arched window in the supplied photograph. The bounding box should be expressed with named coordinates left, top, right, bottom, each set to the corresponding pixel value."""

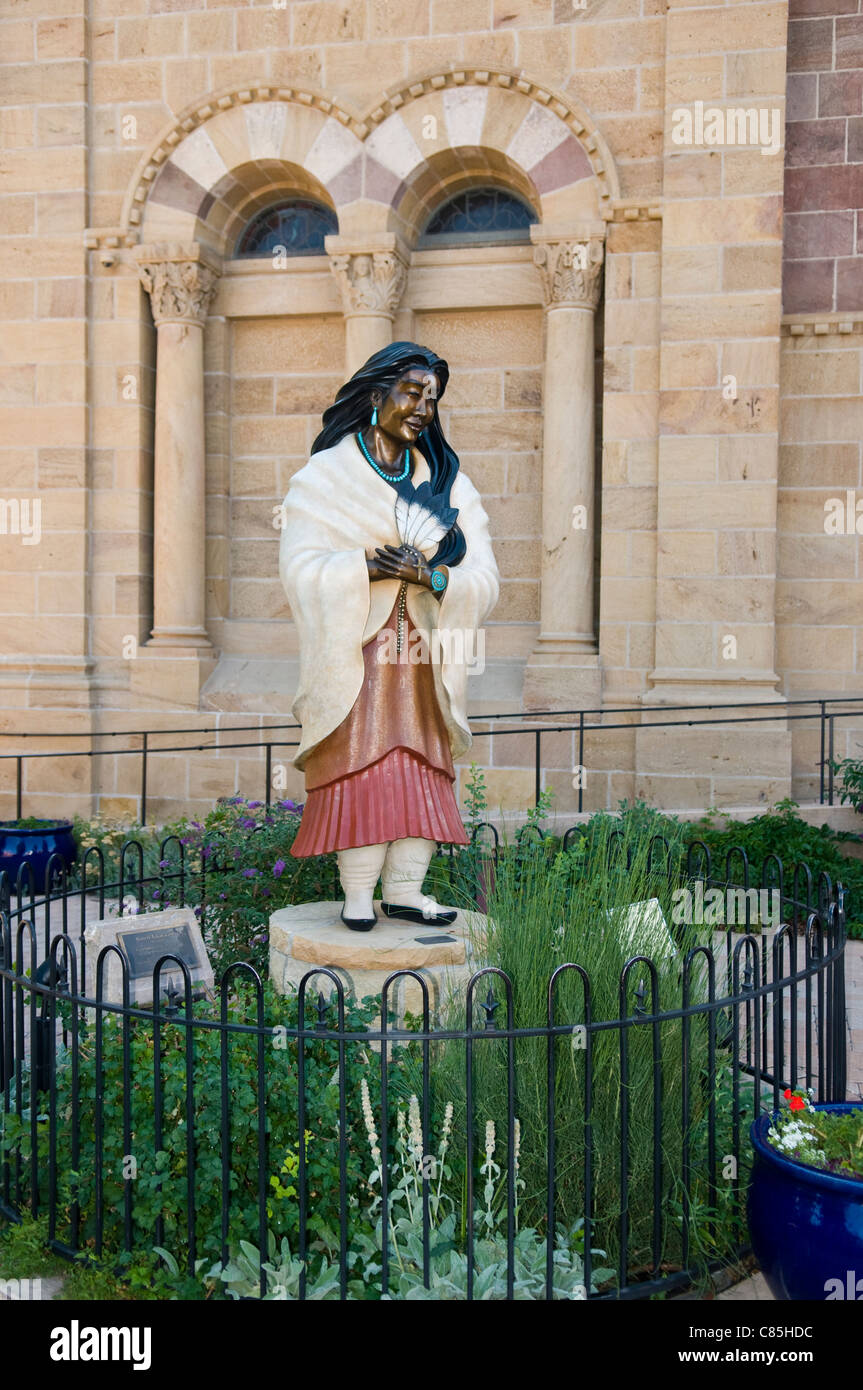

left=234, top=199, right=338, bottom=259
left=419, top=187, right=536, bottom=247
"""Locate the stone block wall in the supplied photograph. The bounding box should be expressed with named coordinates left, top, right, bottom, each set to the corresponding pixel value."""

left=2, top=0, right=863, bottom=823
left=0, top=1, right=91, bottom=712
left=779, top=0, right=863, bottom=797
left=221, top=314, right=345, bottom=646
left=415, top=304, right=544, bottom=630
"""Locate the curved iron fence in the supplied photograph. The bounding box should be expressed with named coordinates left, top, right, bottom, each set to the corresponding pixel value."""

left=0, top=835, right=849, bottom=1301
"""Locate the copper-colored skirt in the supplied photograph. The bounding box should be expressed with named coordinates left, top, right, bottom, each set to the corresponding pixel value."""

left=290, top=597, right=469, bottom=856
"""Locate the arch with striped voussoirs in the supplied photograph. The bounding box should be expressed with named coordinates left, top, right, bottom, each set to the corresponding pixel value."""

left=120, top=69, right=619, bottom=256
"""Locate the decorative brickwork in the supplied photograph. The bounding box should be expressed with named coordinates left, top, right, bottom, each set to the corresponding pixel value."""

left=785, top=0, right=863, bottom=313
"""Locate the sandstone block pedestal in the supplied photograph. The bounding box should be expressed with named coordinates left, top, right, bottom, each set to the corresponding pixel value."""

left=269, top=901, right=485, bottom=1022
left=128, top=647, right=218, bottom=709
left=522, top=648, right=602, bottom=712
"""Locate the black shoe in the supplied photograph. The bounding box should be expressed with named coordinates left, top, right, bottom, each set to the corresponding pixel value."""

left=340, top=907, right=377, bottom=932
left=381, top=902, right=457, bottom=926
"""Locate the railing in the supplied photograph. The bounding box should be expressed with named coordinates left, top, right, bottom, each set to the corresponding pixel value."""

left=2, top=696, right=863, bottom=823
left=0, top=837, right=849, bottom=1300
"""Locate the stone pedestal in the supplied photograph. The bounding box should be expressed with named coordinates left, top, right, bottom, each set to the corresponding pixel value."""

left=128, top=647, right=218, bottom=710
left=269, top=900, right=484, bottom=1022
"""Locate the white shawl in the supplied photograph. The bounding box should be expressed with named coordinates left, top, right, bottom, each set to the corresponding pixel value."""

left=279, top=433, right=499, bottom=771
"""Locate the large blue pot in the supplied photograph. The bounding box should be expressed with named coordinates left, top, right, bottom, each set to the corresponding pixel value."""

left=748, top=1104, right=863, bottom=1300
left=0, top=820, right=77, bottom=892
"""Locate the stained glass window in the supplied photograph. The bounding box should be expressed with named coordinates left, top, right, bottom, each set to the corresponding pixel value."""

left=420, top=187, right=535, bottom=246
left=234, top=200, right=338, bottom=259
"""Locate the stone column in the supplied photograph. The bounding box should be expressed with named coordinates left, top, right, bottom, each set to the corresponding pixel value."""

left=134, top=243, right=220, bottom=650
left=523, top=229, right=605, bottom=710
left=325, top=234, right=409, bottom=375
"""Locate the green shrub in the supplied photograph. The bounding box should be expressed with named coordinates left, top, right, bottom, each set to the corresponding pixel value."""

left=688, top=799, right=862, bottom=939
left=421, top=793, right=746, bottom=1283
left=176, top=797, right=337, bottom=977
left=3, top=981, right=382, bottom=1274
left=211, top=1082, right=614, bottom=1300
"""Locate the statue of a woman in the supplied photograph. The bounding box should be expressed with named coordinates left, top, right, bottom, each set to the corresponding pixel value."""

left=279, top=342, right=499, bottom=930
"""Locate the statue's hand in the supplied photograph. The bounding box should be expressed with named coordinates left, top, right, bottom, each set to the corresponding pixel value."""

left=373, top=544, right=431, bottom=587
left=366, top=554, right=395, bottom=582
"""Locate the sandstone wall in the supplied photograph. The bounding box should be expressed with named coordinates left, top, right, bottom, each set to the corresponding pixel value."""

left=1, top=0, right=861, bottom=823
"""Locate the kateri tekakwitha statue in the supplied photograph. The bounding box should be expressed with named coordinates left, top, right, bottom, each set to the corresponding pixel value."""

left=279, top=342, right=499, bottom=930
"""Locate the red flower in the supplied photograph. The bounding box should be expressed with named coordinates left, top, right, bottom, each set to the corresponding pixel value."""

left=789, top=1096, right=805, bottom=1112
left=783, top=1088, right=792, bottom=1099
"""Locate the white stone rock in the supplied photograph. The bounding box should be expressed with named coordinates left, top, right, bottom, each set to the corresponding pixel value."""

left=269, top=900, right=486, bottom=1023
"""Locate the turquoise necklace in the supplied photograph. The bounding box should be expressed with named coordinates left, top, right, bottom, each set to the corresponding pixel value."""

left=356, top=430, right=410, bottom=482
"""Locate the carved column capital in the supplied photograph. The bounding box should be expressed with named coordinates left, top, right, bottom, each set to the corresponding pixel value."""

left=134, top=243, right=221, bottom=327
left=325, top=235, right=409, bottom=318
left=530, top=231, right=605, bottom=311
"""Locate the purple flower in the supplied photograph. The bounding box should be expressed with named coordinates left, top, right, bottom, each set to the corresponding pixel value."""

left=219, top=892, right=227, bottom=900
left=191, top=821, right=203, bottom=830
left=240, top=817, right=256, bottom=829
left=278, top=799, right=299, bottom=811
left=247, top=800, right=263, bottom=809
left=242, top=867, right=259, bottom=878
left=273, top=858, right=286, bottom=878
left=201, top=845, right=212, bottom=859
left=262, top=888, right=271, bottom=898
left=158, top=859, right=171, bottom=869
left=193, top=905, right=202, bottom=918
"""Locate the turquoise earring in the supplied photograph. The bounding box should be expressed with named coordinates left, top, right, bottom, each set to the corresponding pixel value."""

left=371, top=406, right=378, bottom=426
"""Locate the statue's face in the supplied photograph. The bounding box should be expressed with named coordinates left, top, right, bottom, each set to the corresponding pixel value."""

left=374, top=368, right=439, bottom=446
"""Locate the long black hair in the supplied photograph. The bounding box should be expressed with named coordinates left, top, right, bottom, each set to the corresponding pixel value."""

left=311, top=341, right=466, bottom=568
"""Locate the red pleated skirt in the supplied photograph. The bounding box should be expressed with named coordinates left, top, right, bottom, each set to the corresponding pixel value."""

left=290, top=597, right=469, bottom=857
left=290, top=746, right=468, bottom=855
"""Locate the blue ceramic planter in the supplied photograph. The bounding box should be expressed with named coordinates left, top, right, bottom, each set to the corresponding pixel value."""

left=748, top=1104, right=863, bottom=1301
left=0, top=820, right=77, bottom=892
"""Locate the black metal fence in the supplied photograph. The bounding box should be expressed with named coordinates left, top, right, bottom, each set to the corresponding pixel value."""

left=3, top=694, right=863, bottom=822
left=0, top=837, right=849, bottom=1300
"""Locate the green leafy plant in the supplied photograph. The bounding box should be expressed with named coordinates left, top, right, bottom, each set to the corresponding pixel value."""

left=766, top=1090, right=863, bottom=1181
left=176, top=797, right=337, bottom=977
left=2, top=816, right=67, bottom=830
left=427, top=814, right=740, bottom=1283
left=212, top=1084, right=614, bottom=1301
left=831, top=754, right=863, bottom=813
left=4, top=981, right=383, bottom=1274
left=690, top=799, right=861, bottom=939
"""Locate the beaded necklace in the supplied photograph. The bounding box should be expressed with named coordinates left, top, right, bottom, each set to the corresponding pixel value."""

left=356, top=432, right=415, bottom=652
left=356, top=430, right=410, bottom=482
